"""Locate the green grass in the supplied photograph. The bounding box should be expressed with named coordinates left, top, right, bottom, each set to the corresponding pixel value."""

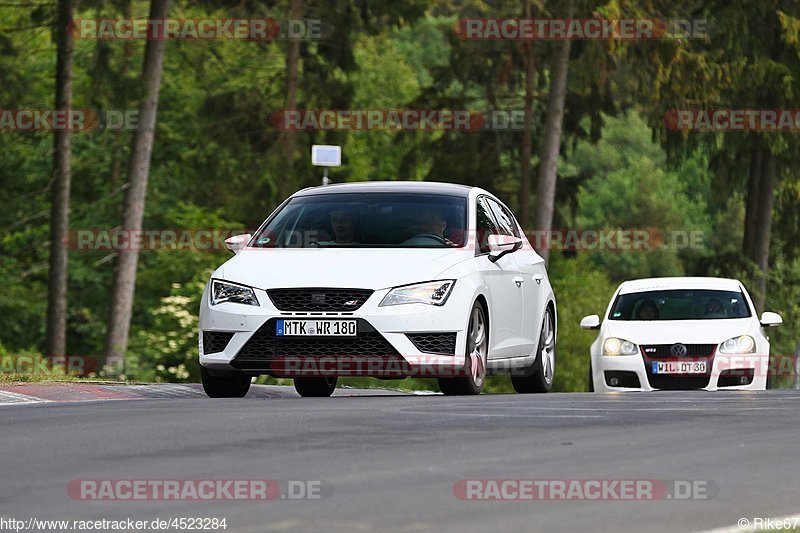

left=0, top=372, right=88, bottom=384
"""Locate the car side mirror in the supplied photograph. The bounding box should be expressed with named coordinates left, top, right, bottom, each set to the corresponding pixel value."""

left=487, top=234, right=522, bottom=263
left=580, top=314, right=601, bottom=330
left=760, top=311, right=783, bottom=327
left=224, top=233, right=252, bottom=254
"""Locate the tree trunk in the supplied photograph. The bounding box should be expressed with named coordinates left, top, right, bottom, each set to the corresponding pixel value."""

left=45, top=0, right=74, bottom=357
left=104, top=0, right=170, bottom=371
left=282, top=0, right=302, bottom=196
left=753, top=151, right=776, bottom=313
left=534, top=14, right=572, bottom=264
left=519, top=0, right=535, bottom=232
left=110, top=0, right=134, bottom=191
left=742, top=147, right=762, bottom=261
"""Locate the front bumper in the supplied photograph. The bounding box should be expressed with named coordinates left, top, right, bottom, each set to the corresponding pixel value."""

left=199, top=285, right=469, bottom=378
left=592, top=352, right=769, bottom=392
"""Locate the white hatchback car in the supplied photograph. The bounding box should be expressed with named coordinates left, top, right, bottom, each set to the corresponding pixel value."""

left=582, top=277, right=782, bottom=392
left=199, top=181, right=557, bottom=397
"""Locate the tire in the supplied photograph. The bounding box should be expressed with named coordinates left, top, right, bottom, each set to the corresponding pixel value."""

left=201, top=366, right=251, bottom=398
left=766, top=355, right=772, bottom=390
left=438, top=300, right=488, bottom=396
left=587, top=360, right=594, bottom=392
left=512, top=306, right=555, bottom=394
left=294, top=377, right=337, bottom=397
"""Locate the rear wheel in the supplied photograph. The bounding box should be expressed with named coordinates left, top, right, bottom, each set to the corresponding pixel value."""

left=512, top=307, right=555, bottom=394
left=201, top=366, right=251, bottom=398
left=438, top=301, right=488, bottom=396
left=294, top=377, right=337, bottom=397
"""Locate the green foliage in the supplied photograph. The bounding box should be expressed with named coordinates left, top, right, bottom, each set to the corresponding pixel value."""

left=572, top=111, right=712, bottom=281
left=547, top=254, right=618, bottom=392
left=128, top=276, right=207, bottom=383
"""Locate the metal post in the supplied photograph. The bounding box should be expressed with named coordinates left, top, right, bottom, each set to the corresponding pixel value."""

left=322, top=167, right=330, bottom=186
left=794, top=342, right=800, bottom=390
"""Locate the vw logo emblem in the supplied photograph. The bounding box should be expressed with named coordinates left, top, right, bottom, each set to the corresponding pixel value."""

left=670, top=343, right=688, bottom=357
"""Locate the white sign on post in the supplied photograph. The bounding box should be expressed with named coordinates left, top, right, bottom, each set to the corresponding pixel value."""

left=311, top=145, right=341, bottom=167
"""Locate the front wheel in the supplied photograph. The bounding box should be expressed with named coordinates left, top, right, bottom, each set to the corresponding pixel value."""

left=512, top=307, right=555, bottom=394
left=201, top=366, right=251, bottom=398
left=294, top=377, right=337, bottom=397
left=438, top=301, right=488, bottom=396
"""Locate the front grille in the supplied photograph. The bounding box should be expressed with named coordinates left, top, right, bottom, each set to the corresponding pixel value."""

left=642, top=343, right=715, bottom=390
left=641, top=344, right=716, bottom=359
left=203, top=331, right=234, bottom=354
left=234, top=318, right=399, bottom=362
left=267, top=288, right=374, bottom=312
left=407, top=332, right=457, bottom=354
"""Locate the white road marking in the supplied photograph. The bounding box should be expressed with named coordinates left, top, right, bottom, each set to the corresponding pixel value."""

left=0, top=390, right=52, bottom=406
left=132, top=384, right=207, bottom=398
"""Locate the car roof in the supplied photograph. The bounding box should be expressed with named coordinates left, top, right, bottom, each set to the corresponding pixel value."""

left=293, top=181, right=474, bottom=198
left=618, top=277, right=744, bottom=295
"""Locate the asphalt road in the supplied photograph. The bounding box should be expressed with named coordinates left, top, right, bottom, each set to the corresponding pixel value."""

left=2, top=387, right=800, bottom=532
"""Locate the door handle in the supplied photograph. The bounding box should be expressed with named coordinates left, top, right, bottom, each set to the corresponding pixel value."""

left=513, top=276, right=525, bottom=287
left=533, top=274, right=544, bottom=285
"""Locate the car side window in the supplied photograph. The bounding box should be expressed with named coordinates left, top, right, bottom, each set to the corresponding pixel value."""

left=476, top=197, right=499, bottom=254
left=486, top=198, right=520, bottom=238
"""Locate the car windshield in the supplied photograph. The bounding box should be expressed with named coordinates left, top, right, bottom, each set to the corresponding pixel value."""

left=251, top=192, right=468, bottom=248
left=609, top=289, right=752, bottom=321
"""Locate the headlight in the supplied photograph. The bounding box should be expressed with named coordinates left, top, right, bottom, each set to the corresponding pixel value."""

left=379, top=280, right=455, bottom=307
left=718, top=335, right=756, bottom=354
left=603, top=337, right=638, bottom=356
left=210, top=279, right=259, bottom=306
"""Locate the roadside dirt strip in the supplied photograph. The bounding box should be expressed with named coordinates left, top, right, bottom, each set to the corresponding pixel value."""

left=0, top=382, right=410, bottom=405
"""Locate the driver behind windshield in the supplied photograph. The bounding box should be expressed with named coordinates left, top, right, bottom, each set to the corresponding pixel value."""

left=704, top=298, right=727, bottom=318
left=403, top=207, right=452, bottom=246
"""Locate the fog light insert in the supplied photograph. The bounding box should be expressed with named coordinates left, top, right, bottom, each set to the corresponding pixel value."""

left=604, top=371, right=641, bottom=388
left=718, top=369, right=754, bottom=387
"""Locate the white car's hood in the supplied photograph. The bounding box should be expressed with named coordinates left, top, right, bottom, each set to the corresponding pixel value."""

left=217, top=247, right=474, bottom=290
left=604, top=318, right=755, bottom=345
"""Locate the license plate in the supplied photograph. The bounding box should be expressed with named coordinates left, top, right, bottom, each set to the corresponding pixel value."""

left=652, top=361, right=707, bottom=374
left=276, top=319, right=357, bottom=337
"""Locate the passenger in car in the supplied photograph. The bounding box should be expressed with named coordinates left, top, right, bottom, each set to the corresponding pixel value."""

left=636, top=299, right=660, bottom=320
left=318, top=208, right=361, bottom=245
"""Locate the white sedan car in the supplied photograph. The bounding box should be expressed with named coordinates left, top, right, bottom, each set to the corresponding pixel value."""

left=582, top=277, right=782, bottom=392
left=199, top=181, right=557, bottom=397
